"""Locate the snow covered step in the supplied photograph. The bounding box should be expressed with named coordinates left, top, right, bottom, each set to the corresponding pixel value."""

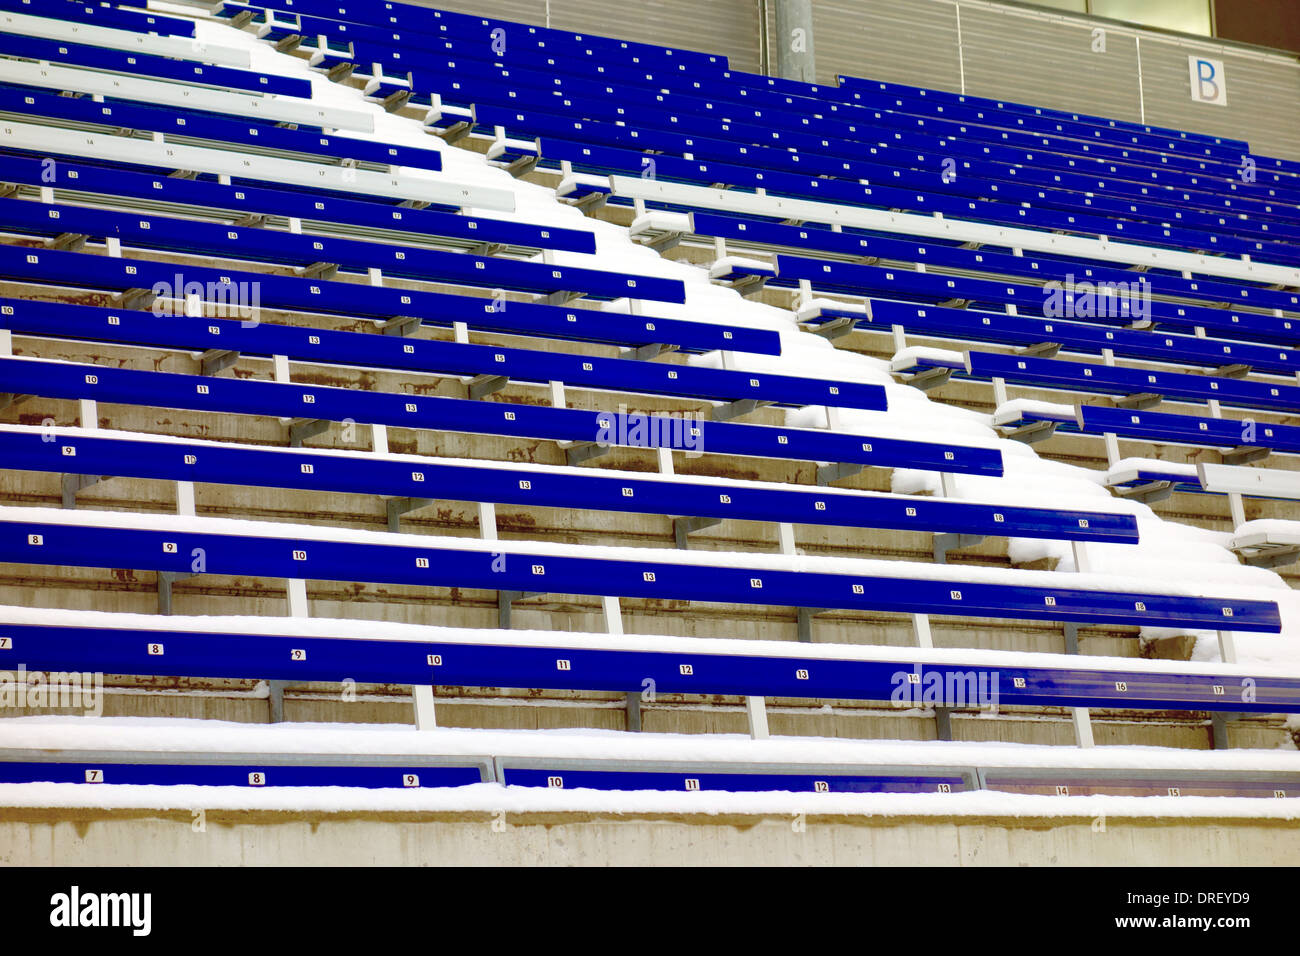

left=1229, top=521, right=1300, bottom=569
left=1105, top=458, right=1204, bottom=503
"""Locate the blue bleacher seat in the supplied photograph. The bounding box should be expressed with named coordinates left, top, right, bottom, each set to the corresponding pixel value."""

left=800, top=298, right=1300, bottom=380
left=0, top=756, right=490, bottom=789
left=894, top=349, right=1300, bottom=417
left=1, top=612, right=1288, bottom=712
left=994, top=400, right=1300, bottom=460
left=0, top=509, right=1277, bottom=629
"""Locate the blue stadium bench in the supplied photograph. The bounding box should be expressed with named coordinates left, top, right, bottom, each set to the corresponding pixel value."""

left=496, top=761, right=973, bottom=794
left=893, top=349, right=1300, bottom=417
left=0, top=357, right=1000, bottom=475
left=0, top=425, right=1135, bottom=546
left=0, top=751, right=493, bottom=789
left=800, top=298, right=1300, bottom=379
left=1, top=612, right=1290, bottom=711
left=0, top=245, right=771, bottom=355
left=993, top=400, right=1300, bottom=462
left=0, top=297, right=881, bottom=413
left=0, top=510, right=1277, bottom=629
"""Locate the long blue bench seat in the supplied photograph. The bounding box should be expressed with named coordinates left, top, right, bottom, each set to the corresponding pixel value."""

left=0, top=511, right=1279, bottom=628
left=688, top=213, right=1300, bottom=316
left=0, top=197, right=686, bottom=303
left=0, top=30, right=310, bottom=97
left=0, top=244, right=768, bottom=355
left=0, top=357, right=999, bottom=475
left=0, top=153, right=597, bottom=255
left=0, top=85, right=444, bottom=173
left=798, top=299, right=1300, bottom=379
left=895, top=348, right=1300, bottom=417
left=994, top=400, right=1300, bottom=458
left=1081, top=405, right=1300, bottom=457
left=0, top=297, right=879, bottom=412
left=0, top=752, right=491, bottom=789
left=0, top=424, right=1137, bottom=544
left=0, top=608, right=1288, bottom=711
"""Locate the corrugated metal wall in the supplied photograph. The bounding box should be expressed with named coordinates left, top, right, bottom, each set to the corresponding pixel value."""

left=810, top=0, right=963, bottom=91
left=958, top=3, right=1143, bottom=122
left=402, top=0, right=548, bottom=25
left=397, top=0, right=1300, bottom=160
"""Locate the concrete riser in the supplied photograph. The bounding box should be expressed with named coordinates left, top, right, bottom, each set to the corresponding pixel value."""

left=5, top=811, right=1299, bottom=865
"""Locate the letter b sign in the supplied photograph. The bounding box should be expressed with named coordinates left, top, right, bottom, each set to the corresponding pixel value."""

left=1188, top=56, right=1227, bottom=106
